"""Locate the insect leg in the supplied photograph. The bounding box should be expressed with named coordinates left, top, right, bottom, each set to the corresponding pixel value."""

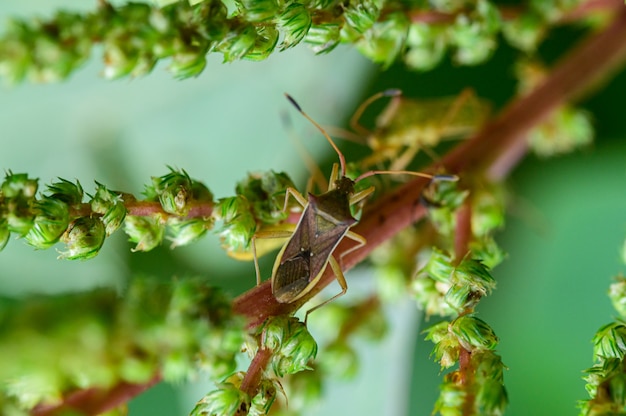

left=304, top=255, right=347, bottom=324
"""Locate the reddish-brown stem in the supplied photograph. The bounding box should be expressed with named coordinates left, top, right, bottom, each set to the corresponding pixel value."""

left=239, top=348, right=273, bottom=398
left=453, top=201, right=473, bottom=264
left=32, top=375, right=161, bottom=416
left=458, top=348, right=475, bottom=415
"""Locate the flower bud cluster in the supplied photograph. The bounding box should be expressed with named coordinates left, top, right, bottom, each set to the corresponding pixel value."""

left=0, top=276, right=244, bottom=412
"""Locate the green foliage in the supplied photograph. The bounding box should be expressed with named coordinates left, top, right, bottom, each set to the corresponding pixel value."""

left=0, top=276, right=244, bottom=412
left=0, top=0, right=593, bottom=83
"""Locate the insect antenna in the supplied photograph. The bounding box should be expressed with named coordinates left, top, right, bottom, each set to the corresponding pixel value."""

left=350, top=89, right=402, bottom=137
left=354, top=170, right=458, bottom=184
left=285, top=93, right=347, bottom=178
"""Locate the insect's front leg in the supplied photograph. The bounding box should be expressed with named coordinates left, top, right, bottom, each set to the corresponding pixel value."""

left=252, top=187, right=308, bottom=286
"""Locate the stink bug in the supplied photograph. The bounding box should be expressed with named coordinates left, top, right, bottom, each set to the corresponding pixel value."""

left=253, top=94, right=458, bottom=321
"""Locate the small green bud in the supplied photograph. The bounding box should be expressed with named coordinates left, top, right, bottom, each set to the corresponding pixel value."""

left=167, top=217, right=212, bottom=248
left=239, top=0, right=280, bottom=22
left=1, top=172, right=38, bottom=198
left=91, top=182, right=127, bottom=236
left=24, top=198, right=70, bottom=249
left=355, top=12, right=409, bottom=68
left=609, top=277, right=626, bottom=319
left=243, top=26, right=279, bottom=61
left=216, top=196, right=257, bottom=252
left=450, top=315, right=498, bottom=352
left=235, top=171, right=295, bottom=224
left=58, top=216, right=106, bottom=260
left=249, top=378, right=279, bottom=416
left=124, top=215, right=165, bottom=252
left=473, top=350, right=508, bottom=414
left=169, top=50, right=207, bottom=79
left=424, top=320, right=460, bottom=369
left=192, top=381, right=250, bottom=416
left=434, top=375, right=466, bottom=415
left=404, top=23, right=447, bottom=71
left=469, top=236, right=507, bottom=270
left=305, top=23, right=340, bottom=54
left=528, top=105, right=593, bottom=156
left=452, top=258, right=496, bottom=298
left=319, top=342, right=358, bottom=380
left=592, top=322, right=626, bottom=360
left=503, top=12, right=545, bottom=52
left=260, top=316, right=318, bottom=377
left=277, top=4, right=312, bottom=50
left=151, top=168, right=193, bottom=216
left=46, top=178, right=83, bottom=205
left=412, top=274, right=456, bottom=317
left=218, top=25, right=257, bottom=63
left=423, top=248, right=455, bottom=282
left=340, top=0, right=379, bottom=41
left=448, top=1, right=500, bottom=66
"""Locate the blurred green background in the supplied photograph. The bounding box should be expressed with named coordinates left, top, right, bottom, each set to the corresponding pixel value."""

left=1, top=2, right=625, bottom=415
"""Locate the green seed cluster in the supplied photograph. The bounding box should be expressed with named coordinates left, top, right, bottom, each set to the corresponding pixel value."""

left=580, top=261, right=626, bottom=414
left=0, top=0, right=589, bottom=83
left=0, top=276, right=244, bottom=413
left=0, top=168, right=298, bottom=260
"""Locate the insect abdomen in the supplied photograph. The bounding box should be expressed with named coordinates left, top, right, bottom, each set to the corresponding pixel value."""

left=273, top=251, right=311, bottom=303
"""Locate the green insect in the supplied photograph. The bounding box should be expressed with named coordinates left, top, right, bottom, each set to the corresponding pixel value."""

left=253, top=94, right=458, bottom=321
left=341, top=88, right=491, bottom=171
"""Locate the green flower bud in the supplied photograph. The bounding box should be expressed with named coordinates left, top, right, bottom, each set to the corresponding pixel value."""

left=609, top=277, right=626, bottom=319
left=244, top=26, right=279, bottom=61
left=167, top=217, right=212, bottom=248
left=424, top=320, right=460, bottom=369
left=529, top=105, right=593, bottom=156
left=319, top=342, right=358, bottom=380
left=593, top=322, right=626, bottom=360
left=412, top=274, right=455, bottom=317
left=452, top=258, right=496, bottom=298
left=448, top=1, right=500, bottom=66
left=235, top=171, right=295, bottom=224
left=435, top=375, right=466, bottom=415
left=355, top=12, right=409, bottom=68
left=469, top=236, right=507, bottom=270
left=91, top=182, right=127, bottom=236
left=473, top=350, right=508, bottom=414
left=24, top=198, right=70, bottom=249
left=249, top=378, right=279, bottom=416
left=2, top=172, right=38, bottom=198
left=450, top=315, right=498, bottom=352
left=216, top=196, right=257, bottom=252
left=503, top=12, right=545, bottom=52
left=277, top=4, right=312, bottom=50
left=124, top=215, right=165, bottom=252
left=404, top=23, right=447, bottom=71
left=340, top=0, right=379, bottom=42
left=305, top=23, right=340, bottom=54
left=58, top=216, right=106, bottom=260
left=260, top=316, right=318, bottom=377
left=218, top=25, right=257, bottom=63
left=423, top=248, right=455, bottom=282
left=151, top=168, right=193, bottom=216
left=192, top=382, right=250, bottom=416
left=46, top=178, right=83, bottom=205
left=239, top=0, right=280, bottom=22
left=169, top=50, right=207, bottom=79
